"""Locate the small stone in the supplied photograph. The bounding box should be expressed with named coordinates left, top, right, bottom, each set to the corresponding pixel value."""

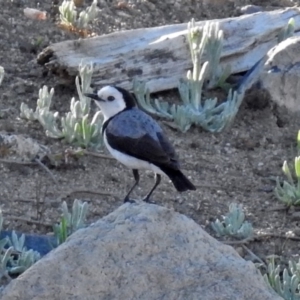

left=258, top=186, right=273, bottom=193
left=291, top=211, right=300, bottom=221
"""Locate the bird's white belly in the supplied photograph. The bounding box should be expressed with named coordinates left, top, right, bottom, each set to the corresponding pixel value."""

left=104, top=134, right=164, bottom=175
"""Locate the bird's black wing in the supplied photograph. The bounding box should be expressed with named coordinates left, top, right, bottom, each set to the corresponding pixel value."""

left=106, top=131, right=179, bottom=169
left=105, top=111, right=179, bottom=169
left=156, top=131, right=179, bottom=167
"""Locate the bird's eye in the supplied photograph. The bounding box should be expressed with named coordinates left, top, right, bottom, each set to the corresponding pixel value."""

left=107, top=96, right=115, bottom=101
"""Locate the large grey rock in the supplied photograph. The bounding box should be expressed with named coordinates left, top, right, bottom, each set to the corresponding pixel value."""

left=0, top=203, right=280, bottom=300
left=260, top=36, right=300, bottom=112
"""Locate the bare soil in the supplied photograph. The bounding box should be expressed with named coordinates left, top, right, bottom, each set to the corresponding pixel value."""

left=1, top=0, right=300, bottom=266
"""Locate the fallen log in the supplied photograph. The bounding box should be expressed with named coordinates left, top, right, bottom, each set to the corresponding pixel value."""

left=37, top=7, right=300, bottom=93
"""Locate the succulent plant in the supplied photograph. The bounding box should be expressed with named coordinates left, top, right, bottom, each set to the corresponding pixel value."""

left=20, top=63, right=103, bottom=149
left=275, top=155, right=300, bottom=207
left=59, top=0, right=99, bottom=30
left=264, top=257, right=300, bottom=300
left=0, top=66, right=4, bottom=86
left=211, top=203, right=253, bottom=239
left=278, top=17, right=295, bottom=43
left=0, top=211, right=40, bottom=280
left=53, top=199, right=89, bottom=245
left=134, top=19, right=243, bottom=133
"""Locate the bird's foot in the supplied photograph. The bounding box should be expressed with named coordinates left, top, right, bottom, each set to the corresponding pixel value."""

left=123, top=196, right=136, bottom=204
left=141, top=197, right=156, bottom=204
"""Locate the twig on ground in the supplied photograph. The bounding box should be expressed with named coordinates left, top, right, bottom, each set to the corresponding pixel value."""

left=195, top=183, right=230, bottom=190
left=242, top=245, right=266, bottom=266
left=264, top=206, right=288, bottom=212
left=6, top=216, right=53, bottom=227
left=83, top=150, right=114, bottom=160
left=12, top=199, right=33, bottom=203
left=13, top=198, right=60, bottom=207
left=34, top=158, right=58, bottom=185
left=0, top=157, right=58, bottom=185
left=258, top=233, right=300, bottom=241
left=66, top=189, right=118, bottom=199
left=222, top=236, right=253, bottom=245
left=194, top=182, right=260, bottom=193
left=221, top=233, right=300, bottom=245
left=0, top=158, right=35, bottom=166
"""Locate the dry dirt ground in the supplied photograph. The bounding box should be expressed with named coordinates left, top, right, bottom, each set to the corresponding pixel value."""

left=1, top=0, right=300, bottom=267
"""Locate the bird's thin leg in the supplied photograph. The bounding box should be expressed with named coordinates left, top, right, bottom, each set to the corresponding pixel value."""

left=123, top=169, right=140, bottom=203
left=142, top=174, right=161, bottom=203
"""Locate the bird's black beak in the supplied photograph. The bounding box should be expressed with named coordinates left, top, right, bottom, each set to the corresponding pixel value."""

left=84, top=93, right=104, bottom=102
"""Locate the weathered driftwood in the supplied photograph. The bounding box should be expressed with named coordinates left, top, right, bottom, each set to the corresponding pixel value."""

left=38, top=7, right=300, bottom=93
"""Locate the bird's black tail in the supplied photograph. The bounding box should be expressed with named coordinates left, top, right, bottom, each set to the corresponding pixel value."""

left=160, top=167, right=196, bottom=192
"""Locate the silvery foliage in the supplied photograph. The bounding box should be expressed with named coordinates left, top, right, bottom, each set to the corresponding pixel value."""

left=53, top=199, right=89, bottom=245
left=20, top=62, right=103, bottom=148
left=134, top=19, right=243, bottom=133
left=274, top=112, right=300, bottom=209
left=211, top=203, right=253, bottom=239
left=6, top=231, right=41, bottom=275
left=278, top=17, right=295, bottom=43
left=0, top=66, right=4, bottom=86
left=0, top=210, right=40, bottom=280
left=275, top=148, right=300, bottom=207
left=133, top=80, right=173, bottom=120
left=264, top=257, right=300, bottom=300
left=59, top=0, right=99, bottom=29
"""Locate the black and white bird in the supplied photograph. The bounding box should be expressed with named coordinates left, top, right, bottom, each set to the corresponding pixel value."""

left=85, top=86, right=196, bottom=203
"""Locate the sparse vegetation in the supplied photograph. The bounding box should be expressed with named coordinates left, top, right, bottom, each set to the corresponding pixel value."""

left=274, top=130, right=300, bottom=208
left=274, top=157, right=300, bottom=207
left=263, top=257, right=300, bottom=300
left=211, top=203, right=253, bottom=239
left=0, top=199, right=89, bottom=281
left=0, top=210, right=40, bottom=281
left=278, top=17, right=295, bottom=43
left=1, top=1, right=300, bottom=298
left=20, top=62, right=103, bottom=149
left=58, top=0, right=99, bottom=37
left=53, top=199, right=89, bottom=245
left=211, top=202, right=300, bottom=300
left=0, top=67, right=4, bottom=86
left=134, top=19, right=242, bottom=133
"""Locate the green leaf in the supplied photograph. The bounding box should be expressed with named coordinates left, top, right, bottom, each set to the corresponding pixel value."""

left=295, top=157, right=300, bottom=179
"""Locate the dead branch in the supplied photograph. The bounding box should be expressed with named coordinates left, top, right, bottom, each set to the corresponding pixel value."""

left=221, top=232, right=300, bottom=245
left=34, top=158, right=58, bottom=185
left=67, top=189, right=117, bottom=198
left=83, top=150, right=114, bottom=160
left=6, top=216, right=53, bottom=227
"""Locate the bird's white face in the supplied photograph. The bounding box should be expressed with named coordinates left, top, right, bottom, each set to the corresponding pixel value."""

left=94, top=86, right=126, bottom=120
